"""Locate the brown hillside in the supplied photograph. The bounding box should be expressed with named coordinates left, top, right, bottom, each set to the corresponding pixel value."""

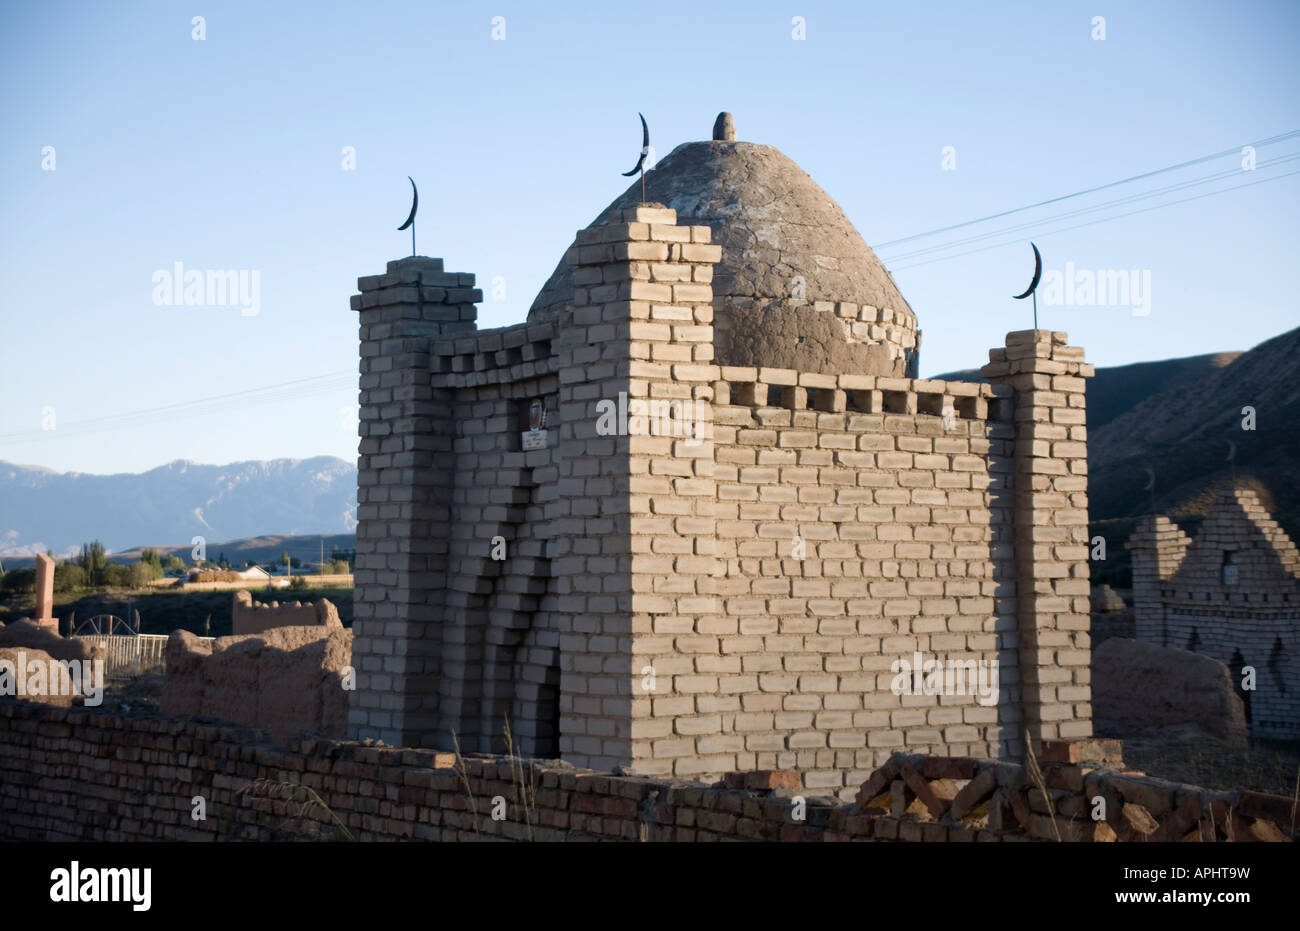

left=1088, top=326, right=1300, bottom=588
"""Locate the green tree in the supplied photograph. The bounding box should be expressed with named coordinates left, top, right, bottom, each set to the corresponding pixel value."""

left=78, top=541, right=107, bottom=584
left=100, top=563, right=131, bottom=588
left=0, top=568, right=35, bottom=594
left=140, top=548, right=162, bottom=570
left=53, top=562, right=88, bottom=592
left=162, top=554, right=186, bottom=574
left=128, top=561, right=157, bottom=588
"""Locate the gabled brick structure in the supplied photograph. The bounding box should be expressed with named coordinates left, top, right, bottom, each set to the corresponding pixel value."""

left=346, top=118, right=1096, bottom=798
left=1128, top=488, right=1300, bottom=739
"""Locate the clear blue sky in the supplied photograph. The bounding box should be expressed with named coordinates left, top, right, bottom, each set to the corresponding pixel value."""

left=2, top=0, right=1297, bottom=474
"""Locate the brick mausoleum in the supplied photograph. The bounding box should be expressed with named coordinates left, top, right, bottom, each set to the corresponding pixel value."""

left=345, top=113, right=1095, bottom=798
left=1128, top=487, right=1300, bottom=740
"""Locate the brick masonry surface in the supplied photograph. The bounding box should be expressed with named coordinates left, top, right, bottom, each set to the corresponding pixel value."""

left=1128, top=488, right=1300, bottom=739
left=345, top=206, right=1098, bottom=794
left=1, top=704, right=1290, bottom=842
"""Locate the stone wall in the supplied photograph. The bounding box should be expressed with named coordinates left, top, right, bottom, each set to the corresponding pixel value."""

left=0, top=703, right=1291, bottom=842
left=231, top=591, right=341, bottom=636
left=161, top=627, right=352, bottom=744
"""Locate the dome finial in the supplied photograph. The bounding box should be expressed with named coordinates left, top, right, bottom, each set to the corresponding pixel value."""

left=712, top=112, right=736, bottom=142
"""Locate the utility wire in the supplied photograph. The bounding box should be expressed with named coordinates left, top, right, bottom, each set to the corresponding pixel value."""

left=871, top=129, right=1300, bottom=250
left=9, top=134, right=1299, bottom=446
left=885, top=152, right=1300, bottom=263
left=0, top=372, right=356, bottom=445
left=890, top=167, right=1300, bottom=272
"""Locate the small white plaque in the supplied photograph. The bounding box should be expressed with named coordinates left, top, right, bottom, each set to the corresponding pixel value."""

left=522, top=429, right=548, bottom=450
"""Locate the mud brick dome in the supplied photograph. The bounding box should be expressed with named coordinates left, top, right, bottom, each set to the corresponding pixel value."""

left=529, top=113, right=919, bottom=376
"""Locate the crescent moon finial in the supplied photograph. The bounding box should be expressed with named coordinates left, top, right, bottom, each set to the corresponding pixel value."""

left=1012, top=242, right=1042, bottom=300
left=1143, top=467, right=1156, bottom=492
left=622, top=113, right=650, bottom=178
left=397, top=177, right=418, bottom=231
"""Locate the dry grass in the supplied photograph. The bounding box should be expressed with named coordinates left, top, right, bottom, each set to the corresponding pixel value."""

left=503, top=716, right=538, bottom=840
left=238, top=777, right=355, bottom=841
left=447, top=720, right=540, bottom=840
left=1292, top=766, right=1298, bottom=833
left=1024, top=731, right=1062, bottom=842
left=450, top=729, right=482, bottom=837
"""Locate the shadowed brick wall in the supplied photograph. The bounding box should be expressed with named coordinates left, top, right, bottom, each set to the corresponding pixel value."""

left=1, top=704, right=1290, bottom=843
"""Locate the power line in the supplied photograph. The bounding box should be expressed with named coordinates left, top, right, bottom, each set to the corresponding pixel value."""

left=871, top=129, right=1300, bottom=250
left=885, top=152, right=1300, bottom=263
left=889, top=167, right=1300, bottom=272
left=0, top=371, right=357, bottom=445
left=8, top=134, right=1298, bottom=449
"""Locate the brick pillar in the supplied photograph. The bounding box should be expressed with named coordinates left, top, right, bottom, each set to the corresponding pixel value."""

left=621, top=208, right=719, bottom=779
left=1125, top=516, right=1191, bottom=646
left=982, top=330, right=1093, bottom=748
left=553, top=205, right=718, bottom=773
left=347, top=256, right=480, bottom=747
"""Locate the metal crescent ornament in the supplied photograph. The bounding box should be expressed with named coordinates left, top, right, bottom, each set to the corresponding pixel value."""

left=1226, top=440, right=1237, bottom=462
left=1143, top=467, right=1156, bottom=491
left=622, top=113, right=650, bottom=177
left=1013, top=242, right=1042, bottom=300
left=398, top=177, right=418, bottom=231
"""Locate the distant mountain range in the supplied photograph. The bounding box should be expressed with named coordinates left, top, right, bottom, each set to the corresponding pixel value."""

left=5, top=327, right=1297, bottom=574
left=0, top=457, right=357, bottom=557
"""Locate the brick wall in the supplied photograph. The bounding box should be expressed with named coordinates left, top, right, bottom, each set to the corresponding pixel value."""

left=982, top=331, right=1095, bottom=746
left=1, top=704, right=1290, bottom=842
left=1128, top=489, right=1300, bottom=739
left=349, top=258, right=479, bottom=747
left=437, top=370, right=562, bottom=758
left=641, top=367, right=1019, bottom=796
left=346, top=215, right=1097, bottom=791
